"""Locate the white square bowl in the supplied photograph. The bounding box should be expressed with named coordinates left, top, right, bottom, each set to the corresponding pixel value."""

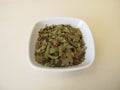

left=28, top=17, right=95, bottom=72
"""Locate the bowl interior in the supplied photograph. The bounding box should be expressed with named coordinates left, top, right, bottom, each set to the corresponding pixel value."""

left=28, top=18, right=95, bottom=71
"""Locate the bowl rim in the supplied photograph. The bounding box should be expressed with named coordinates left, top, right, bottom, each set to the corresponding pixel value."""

left=27, top=17, right=95, bottom=72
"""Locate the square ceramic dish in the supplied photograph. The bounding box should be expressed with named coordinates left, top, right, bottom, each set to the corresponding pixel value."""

left=28, top=17, right=95, bottom=72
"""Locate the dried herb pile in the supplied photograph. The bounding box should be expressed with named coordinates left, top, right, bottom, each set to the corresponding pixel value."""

left=35, top=24, right=86, bottom=67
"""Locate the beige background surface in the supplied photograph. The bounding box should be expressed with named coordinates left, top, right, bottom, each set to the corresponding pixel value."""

left=0, top=0, right=120, bottom=90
